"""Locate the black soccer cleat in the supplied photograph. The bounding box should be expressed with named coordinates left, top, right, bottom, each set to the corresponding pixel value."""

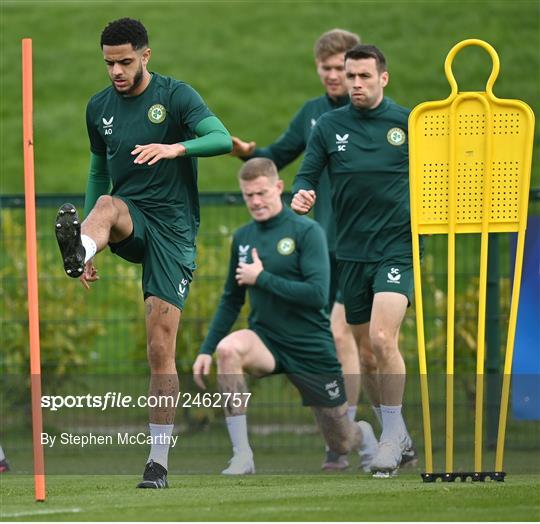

left=55, top=203, right=85, bottom=278
left=136, top=460, right=168, bottom=489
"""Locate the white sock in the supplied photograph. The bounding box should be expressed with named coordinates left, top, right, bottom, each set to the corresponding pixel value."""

left=225, top=415, right=252, bottom=456
left=147, top=423, right=174, bottom=470
left=372, top=405, right=382, bottom=427
left=0, top=445, right=5, bottom=461
left=81, top=234, right=97, bottom=264
left=380, top=404, right=406, bottom=441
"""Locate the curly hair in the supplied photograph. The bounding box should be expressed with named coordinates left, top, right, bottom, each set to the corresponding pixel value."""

left=100, top=18, right=148, bottom=49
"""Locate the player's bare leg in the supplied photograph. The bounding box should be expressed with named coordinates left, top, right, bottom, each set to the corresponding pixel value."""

left=364, top=292, right=413, bottom=476
left=137, top=296, right=181, bottom=488
left=216, top=329, right=275, bottom=474
left=352, top=323, right=381, bottom=420
left=312, top=404, right=377, bottom=472
left=353, top=316, right=418, bottom=474
left=332, top=303, right=361, bottom=412
left=82, top=195, right=133, bottom=248
left=322, top=303, right=360, bottom=470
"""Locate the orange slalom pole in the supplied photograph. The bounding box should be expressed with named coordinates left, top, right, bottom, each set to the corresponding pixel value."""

left=22, top=38, right=46, bottom=502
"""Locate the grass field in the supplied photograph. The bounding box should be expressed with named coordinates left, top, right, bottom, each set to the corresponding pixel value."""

left=2, top=472, right=539, bottom=521
left=0, top=1, right=538, bottom=194
left=1, top=2, right=539, bottom=521
left=1, top=442, right=539, bottom=520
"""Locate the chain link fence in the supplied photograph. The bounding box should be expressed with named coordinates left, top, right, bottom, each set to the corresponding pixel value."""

left=1, top=193, right=538, bottom=474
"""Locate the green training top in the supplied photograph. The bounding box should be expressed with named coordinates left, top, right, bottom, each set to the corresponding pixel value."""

left=199, top=206, right=337, bottom=368
left=292, top=97, right=413, bottom=262
left=85, top=72, right=231, bottom=243
left=245, top=94, right=349, bottom=253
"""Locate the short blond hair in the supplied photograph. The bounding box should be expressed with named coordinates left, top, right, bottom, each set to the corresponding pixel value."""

left=314, top=29, right=361, bottom=61
left=238, top=158, right=279, bottom=181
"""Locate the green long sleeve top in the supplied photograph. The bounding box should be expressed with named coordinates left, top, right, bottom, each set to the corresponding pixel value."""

left=244, top=94, right=349, bottom=253
left=292, top=97, right=414, bottom=263
left=84, top=72, right=231, bottom=243
left=199, top=206, right=335, bottom=358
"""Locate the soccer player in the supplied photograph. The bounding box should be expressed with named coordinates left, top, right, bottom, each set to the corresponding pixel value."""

left=291, top=44, right=416, bottom=477
left=192, top=158, right=377, bottom=475
left=54, top=18, right=232, bottom=488
left=230, top=29, right=364, bottom=470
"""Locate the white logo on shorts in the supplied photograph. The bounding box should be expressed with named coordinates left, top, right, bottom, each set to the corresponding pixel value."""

left=177, top=278, right=189, bottom=296
left=325, top=380, right=341, bottom=400
left=387, top=267, right=401, bottom=284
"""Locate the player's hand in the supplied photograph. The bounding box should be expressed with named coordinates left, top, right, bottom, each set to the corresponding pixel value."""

left=291, top=189, right=316, bottom=215
left=193, top=354, right=213, bottom=390
left=131, top=143, right=186, bottom=166
left=231, top=136, right=256, bottom=157
left=80, top=260, right=99, bottom=290
left=235, top=248, right=264, bottom=286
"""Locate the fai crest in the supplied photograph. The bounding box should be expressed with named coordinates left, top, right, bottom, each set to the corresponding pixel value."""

left=277, top=237, right=295, bottom=256
left=387, top=127, right=406, bottom=146
left=148, top=104, right=166, bottom=124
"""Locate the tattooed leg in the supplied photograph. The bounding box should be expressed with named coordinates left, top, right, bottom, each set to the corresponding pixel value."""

left=312, top=403, right=362, bottom=455
left=215, top=336, right=251, bottom=418
left=219, top=375, right=250, bottom=417
left=145, top=296, right=181, bottom=424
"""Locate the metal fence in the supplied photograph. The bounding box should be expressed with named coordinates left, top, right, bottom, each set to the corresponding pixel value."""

left=0, top=192, right=538, bottom=471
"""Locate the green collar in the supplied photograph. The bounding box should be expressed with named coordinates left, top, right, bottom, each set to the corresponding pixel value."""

left=255, top=205, right=291, bottom=229
left=349, top=96, right=391, bottom=118
left=326, top=93, right=350, bottom=108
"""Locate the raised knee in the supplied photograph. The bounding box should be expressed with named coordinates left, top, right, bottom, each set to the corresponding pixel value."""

left=216, top=341, right=241, bottom=365
left=94, top=194, right=115, bottom=210
left=93, top=195, right=123, bottom=222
